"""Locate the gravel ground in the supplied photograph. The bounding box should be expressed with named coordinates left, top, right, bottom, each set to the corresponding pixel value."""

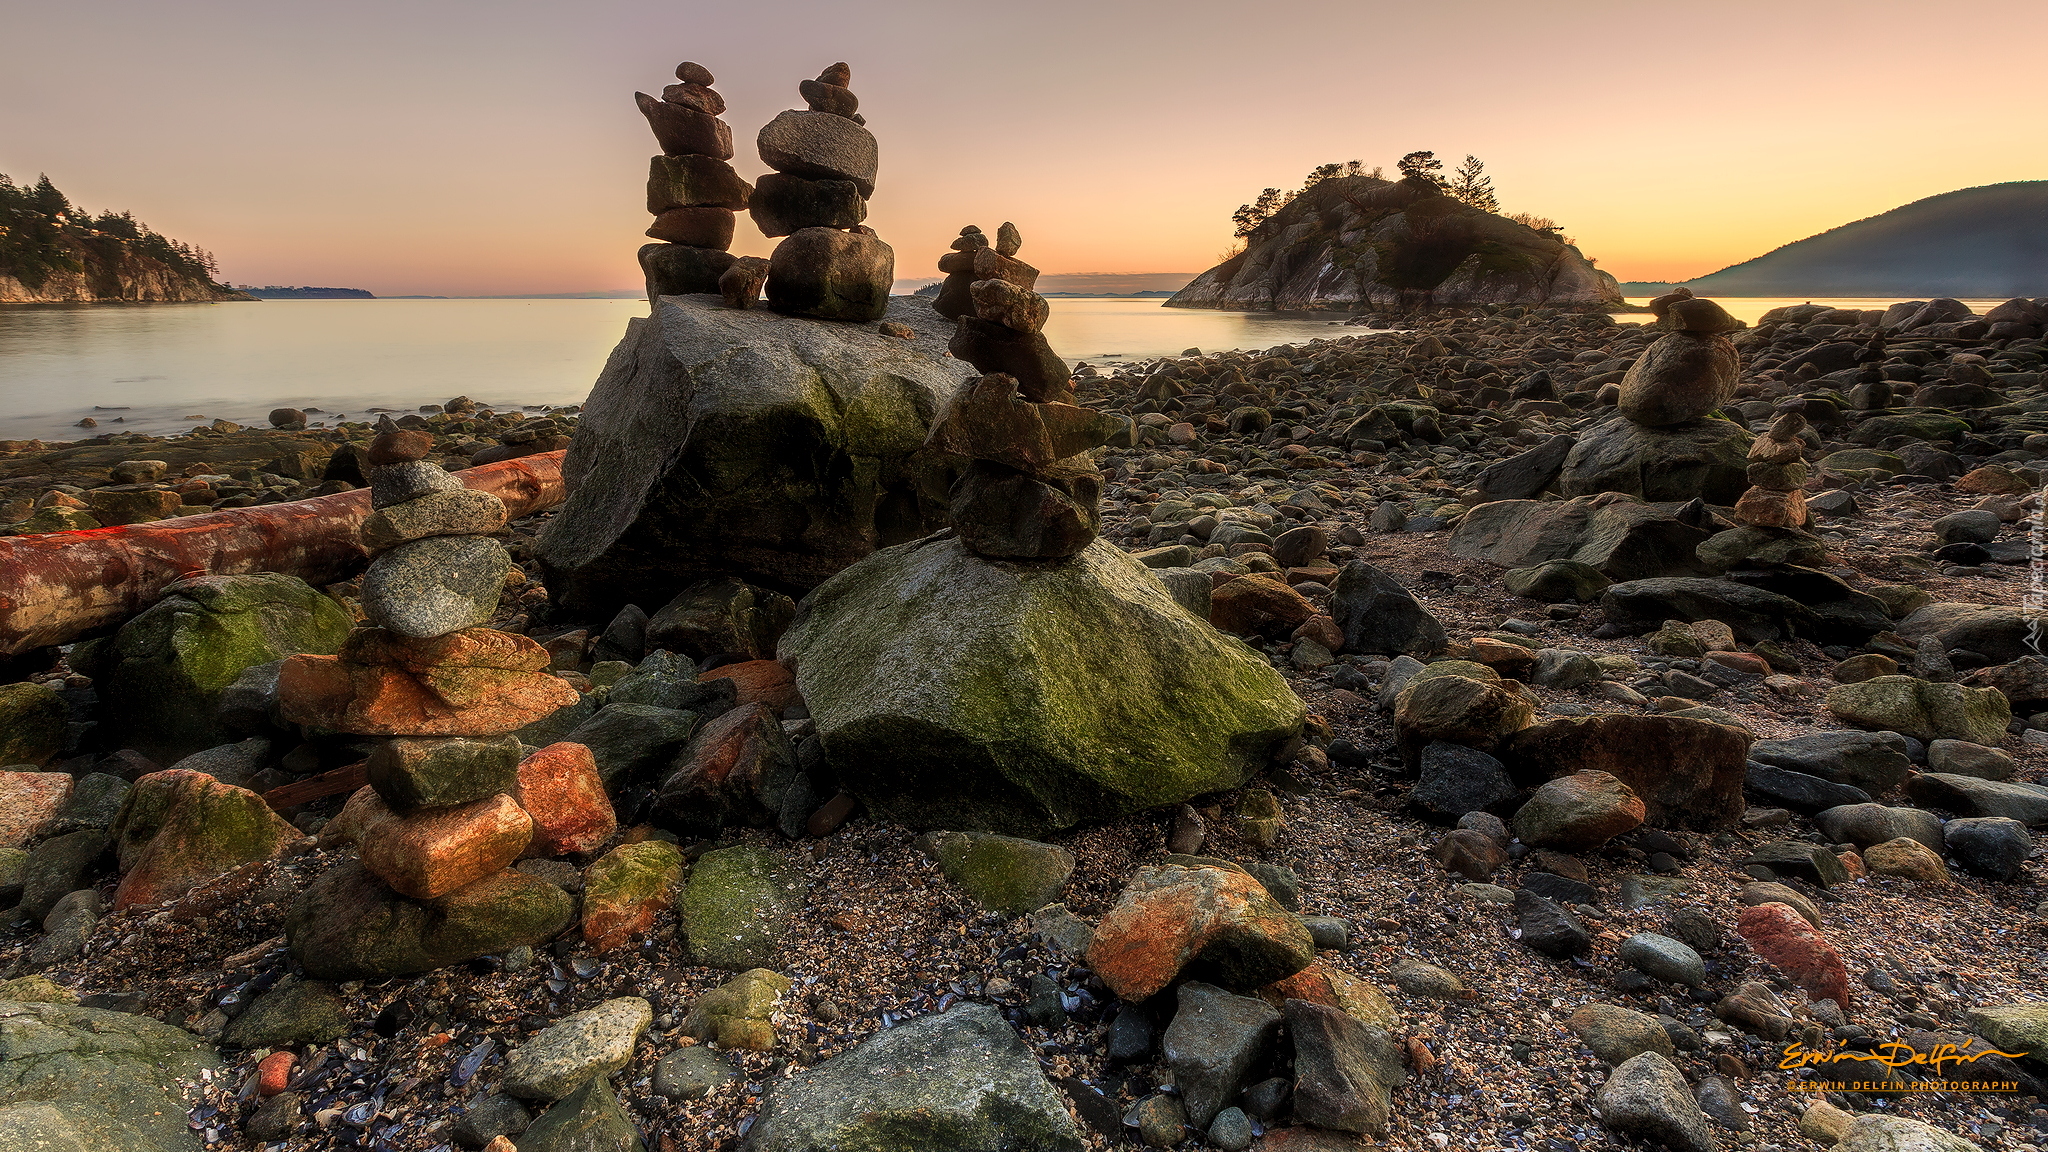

left=3, top=312, right=2045, bottom=1151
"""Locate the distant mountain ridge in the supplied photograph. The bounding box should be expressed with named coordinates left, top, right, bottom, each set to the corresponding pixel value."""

left=1679, top=181, right=2048, bottom=297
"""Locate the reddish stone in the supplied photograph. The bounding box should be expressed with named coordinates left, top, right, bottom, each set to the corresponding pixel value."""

left=1954, top=466, right=2029, bottom=495
left=656, top=702, right=795, bottom=827
left=1705, top=651, right=1770, bottom=675
left=1259, top=958, right=1395, bottom=1027
left=580, top=839, right=684, bottom=953
left=279, top=635, right=578, bottom=736
left=1290, top=616, right=1345, bottom=653
left=0, top=771, right=74, bottom=848
left=1209, top=574, right=1315, bottom=638
left=698, top=660, right=799, bottom=710
left=1736, top=901, right=1852, bottom=1010
left=1087, top=863, right=1315, bottom=1002
left=805, top=791, right=856, bottom=837
left=1256, top=1128, right=1373, bottom=1152
left=514, top=742, right=616, bottom=857
left=256, top=1050, right=295, bottom=1096
left=354, top=791, right=533, bottom=899
left=1466, top=637, right=1537, bottom=679
left=110, top=770, right=298, bottom=910
left=1285, top=566, right=1341, bottom=587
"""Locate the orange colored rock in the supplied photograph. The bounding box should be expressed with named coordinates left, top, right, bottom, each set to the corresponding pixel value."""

left=256, top=1050, right=295, bottom=1096
left=1954, top=466, right=2029, bottom=495
left=1466, top=637, right=1537, bottom=678
left=1209, top=574, right=1315, bottom=638
left=110, top=770, right=298, bottom=910
left=698, top=660, right=799, bottom=710
left=1705, top=651, right=1770, bottom=676
left=515, top=742, right=617, bottom=856
left=1260, top=958, right=1395, bottom=1027
left=1736, top=901, right=1852, bottom=1010
left=1735, top=486, right=1807, bottom=528
left=1290, top=616, right=1345, bottom=653
left=279, top=632, right=578, bottom=736
left=580, top=839, right=684, bottom=953
left=1087, top=863, right=1316, bottom=1002
left=355, top=791, right=533, bottom=899
left=0, top=770, right=74, bottom=848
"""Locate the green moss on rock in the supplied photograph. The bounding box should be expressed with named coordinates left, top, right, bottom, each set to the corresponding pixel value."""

left=0, top=683, right=66, bottom=767
left=682, top=846, right=803, bottom=971
left=782, top=537, right=1305, bottom=837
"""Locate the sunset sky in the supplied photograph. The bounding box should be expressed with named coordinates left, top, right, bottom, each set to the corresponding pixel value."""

left=6, top=0, right=2043, bottom=296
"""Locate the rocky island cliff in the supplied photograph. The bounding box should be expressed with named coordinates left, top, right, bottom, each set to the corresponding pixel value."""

left=1168, top=173, right=1622, bottom=312
left=0, top=174, right=250, bottom=303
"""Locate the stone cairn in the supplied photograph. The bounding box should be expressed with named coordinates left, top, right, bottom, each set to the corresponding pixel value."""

left=1615, top=287, right=1745, bottom=427
left=635, top=62, right=751, bottom=300
left=925, top=224, right=1120, bottom=558
left=1736, top=410, right=1811, bottom=530
left=276, top=429, right=608, bottom=972
left=755, top=63, right=891, bottom=320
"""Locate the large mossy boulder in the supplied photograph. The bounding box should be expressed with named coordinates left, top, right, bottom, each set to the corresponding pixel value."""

left=98, top=575, right=351, bottom=762
left=1826, top=676, right=2011, bottom=745
left=0, top=1000, right=221, bottom=1152
left=535, top=295, right=974, bottom=620
left=780, top=535, right=1305, bottom=837
left=1555, top=416, right=1750, bottom=504
left=285, top=862, right=575, bottom=980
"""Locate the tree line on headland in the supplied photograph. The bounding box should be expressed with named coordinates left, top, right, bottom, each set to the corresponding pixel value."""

left=0, top=173, right=245, bottom=302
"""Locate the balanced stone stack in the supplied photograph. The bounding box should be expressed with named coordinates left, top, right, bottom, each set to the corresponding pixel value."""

left=776, top=222, right=1300, bottom=837
left=1617, top=289, right=1744, bottom=427
left=276, top=430, right=587, bottom=978
left=933, top=224, right=1069, bottom=403
left=1736, top=411, right=1811, bottom=529
left=1556, top=287, right=1753, bottom=503
left=636, top=62, right=752, bottom=300
left=756, top=63, right=891, bottom=321
left=926, top=224, right=1115, bottom=558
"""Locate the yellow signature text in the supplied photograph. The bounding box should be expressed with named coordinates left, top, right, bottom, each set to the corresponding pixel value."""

left=1778, top=1040, right=2028, bottom=1077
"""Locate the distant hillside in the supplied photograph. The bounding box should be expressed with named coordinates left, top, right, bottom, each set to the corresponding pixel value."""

left=0, top=174, right=248, bottom=303
left=236, top=286, right=374, bottom=299
left=1681, top=182, right=2048, bottom=297
left=1168, top=174, right=1620, bottom=312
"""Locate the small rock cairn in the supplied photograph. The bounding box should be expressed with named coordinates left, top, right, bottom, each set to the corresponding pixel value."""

left=926, top=224, right=1120, bottom=558
left=755, top=63, right=891, bottom=320
left=635, top=62, right=750, bottom=299
left=1736, top=410, right=1810, bottom=529
left=1616, top=287, right=1745, bottom=427
left=278, top=429, right=593, bottom=927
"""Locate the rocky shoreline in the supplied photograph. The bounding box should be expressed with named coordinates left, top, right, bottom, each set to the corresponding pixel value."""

left=2, top=55, right=2046, bottom=1152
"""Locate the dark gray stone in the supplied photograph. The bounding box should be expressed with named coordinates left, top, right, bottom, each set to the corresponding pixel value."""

left=1330, top=561, right=1447, bottom=657
left=1410, top=742, right=1519, bottom=819
left=739, top=1003, right=1082, bottom=1151
left=1162, top=982, right=1284, bottom=1130
left=1749, top=731, right=1912, bottom=795
left=1744, top=762, right=1871, bottom=813
left=1514, top=888, right=1591, bottom=958
left=1943, top=817, right=2033, bottom=881
left=360, top=535, right=511, bottom=639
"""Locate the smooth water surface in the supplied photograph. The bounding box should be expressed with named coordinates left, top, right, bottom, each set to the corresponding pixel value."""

left=0, top=294, right=2017, bottom=440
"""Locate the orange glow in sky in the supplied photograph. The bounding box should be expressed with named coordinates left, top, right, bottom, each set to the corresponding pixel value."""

left=5, top=0, right=2042, bottom=295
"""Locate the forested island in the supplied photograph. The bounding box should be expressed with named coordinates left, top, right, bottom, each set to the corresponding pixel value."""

left=0, top=174, right=249, bottom=303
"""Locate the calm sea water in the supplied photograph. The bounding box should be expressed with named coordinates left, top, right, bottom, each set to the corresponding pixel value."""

left=0, top=295, right=2013, bottom=441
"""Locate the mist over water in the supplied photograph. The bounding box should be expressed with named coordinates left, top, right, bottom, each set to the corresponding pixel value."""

left=0, top=295, right=2012, bottom=441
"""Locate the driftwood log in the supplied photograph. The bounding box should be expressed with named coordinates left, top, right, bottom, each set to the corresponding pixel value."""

left=0, top=450, right=565, bottom=658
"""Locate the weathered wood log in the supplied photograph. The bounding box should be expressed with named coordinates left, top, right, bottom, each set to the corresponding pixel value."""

left=0, top=450, right=565, bottom=657
left=262, top=760, right=368, bottom=811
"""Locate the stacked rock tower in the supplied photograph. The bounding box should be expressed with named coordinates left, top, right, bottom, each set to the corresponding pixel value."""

left=276, top=429, right=609, bottom=977
left=1736, top=410, right=1812, bottom=530
left=926, top=224, right=1120, bottom=559
left=1616, top=287, right=1745, bottom=427
left=756, top=63, right=892, bottom=320
left=636, top=62, right=751, bottom=299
